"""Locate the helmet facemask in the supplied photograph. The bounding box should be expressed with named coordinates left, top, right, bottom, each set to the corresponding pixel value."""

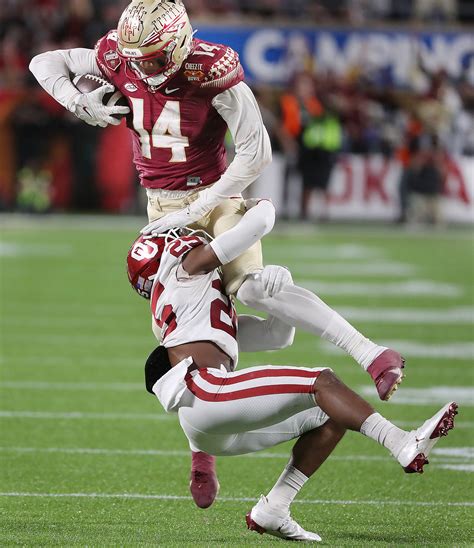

left=126, top=229, right=185, bottom=299
left=117, top=0, right=194, bottom=88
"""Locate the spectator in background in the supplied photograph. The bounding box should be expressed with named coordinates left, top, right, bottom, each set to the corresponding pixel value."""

left=280, top=72, right=342, bottom=221
left=414, top=0, right=458, bottom=22
left=397, top=133, right=446, bottom=225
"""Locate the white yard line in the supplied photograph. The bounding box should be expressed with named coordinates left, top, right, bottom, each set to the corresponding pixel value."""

left=324, top=340, right=474, bottom=360
left=0, top=356, right=138, bottom=368
left=0, top=446, right=389, bottom=461
left=3, top=333, right=150, bottom=345
left=2, top=213, right=471, bottom=240
left=437, top=465, right=474, bottom=472
left=0, top=411, right=172, bottom=421
left=0, top=213, right=143, bottom=231
left=0, top=446, right=471, bottom=465
left=0, top=381, right=143, bottom=392
left=296, top=280, right=462, bottom=297
left=0, top=491, right=472, bottom=507
left=5, top=306, right=471, bottom=328
left=270, top=223, right=474, bottom=241
left=433, top=448, right=474, bottom=458
left=358, top=386, right=474, bottom=406
left=289, top=262, right=416, bottom=277
left=265, top=244, right=385, bottom=260
left=0, top=410, right=472, bottom=429
left=336, top=306, right=474, bottom=324
left=0, top=242, right=72, bottom=257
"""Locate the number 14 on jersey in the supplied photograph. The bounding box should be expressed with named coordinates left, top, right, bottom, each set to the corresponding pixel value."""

left=130, top=98, right=189, bottom=162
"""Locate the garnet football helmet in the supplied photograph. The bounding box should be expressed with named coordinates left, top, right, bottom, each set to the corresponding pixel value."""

left=127, top=234, right=167, bottom=299
left=117, top=0, right=194, bottom=87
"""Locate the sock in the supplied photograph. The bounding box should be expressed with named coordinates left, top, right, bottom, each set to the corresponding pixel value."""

left=322, top=313, right=386, bottom=371
left=266, top=464, right=308, bottom=514
left=360, top=413, right=407, bottom=457
left=237, top=279, right=384, bottom=370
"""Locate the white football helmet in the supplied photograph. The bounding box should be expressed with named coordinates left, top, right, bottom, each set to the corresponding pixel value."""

left=117, top=0, right=194, bottom=87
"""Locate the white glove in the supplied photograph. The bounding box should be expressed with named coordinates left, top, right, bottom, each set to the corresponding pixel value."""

left=141, top=205, right=201, bottom=235
left=261, top=265, right=293, bottom=297
left=69, top=85, right=130, bottom=127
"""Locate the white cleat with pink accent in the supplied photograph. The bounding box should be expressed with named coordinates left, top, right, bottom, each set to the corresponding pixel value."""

left=396, top=401, right=458, bottom=474
left=246, top=495, right=322, bottom=542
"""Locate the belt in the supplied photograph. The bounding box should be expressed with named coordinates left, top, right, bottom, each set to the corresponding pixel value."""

left=146, top=188, right=198, bottom=200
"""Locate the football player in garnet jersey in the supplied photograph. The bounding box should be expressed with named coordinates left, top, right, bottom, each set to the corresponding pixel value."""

left=30, top=0, right=404, bottom=506
left=30, top=0, right=404, bottom=397
left=126, top=200, right=457, bottom=543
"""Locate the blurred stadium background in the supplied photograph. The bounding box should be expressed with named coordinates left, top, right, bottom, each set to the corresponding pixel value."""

left=0, top=0, right=473, bottom=224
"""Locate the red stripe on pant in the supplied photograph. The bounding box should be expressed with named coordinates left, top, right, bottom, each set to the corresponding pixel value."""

left=186, top=371, right=319, bottom=402
left=199, top=367, right=318, bottom=386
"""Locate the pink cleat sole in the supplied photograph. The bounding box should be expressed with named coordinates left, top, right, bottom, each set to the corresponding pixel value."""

left=190, top=451, right=220, bottom=509
left=429, top=402, right=458, bottom=439
left=246, top=513, right=266, bottom=534
left=367, top=349, right=405, bottom=401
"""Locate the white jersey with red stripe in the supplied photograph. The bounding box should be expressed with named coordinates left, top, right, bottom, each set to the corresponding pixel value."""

left=150, top=234, right=238, bottom=368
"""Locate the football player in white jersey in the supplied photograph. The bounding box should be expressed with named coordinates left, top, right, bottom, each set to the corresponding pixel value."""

left=126, top=199, right=457, bottom=543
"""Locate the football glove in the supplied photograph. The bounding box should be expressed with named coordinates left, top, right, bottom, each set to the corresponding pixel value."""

left=261, top=265, right=293, bottom=297
left=69, top=86, right=130, bottom=127
left=141, top=205, right=199, bottom=235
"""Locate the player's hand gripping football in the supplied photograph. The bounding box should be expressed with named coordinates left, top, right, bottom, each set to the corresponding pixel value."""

left=261, top=265, right=293, bottom=297
left=70, top=85, right=130, bottom=127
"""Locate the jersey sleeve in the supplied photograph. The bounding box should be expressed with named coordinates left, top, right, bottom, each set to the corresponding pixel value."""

left=159, top=235, right=206, bottom=282
left=187, top=41, right=244, bottom=95
left=94, top=30, right=122, bottom=83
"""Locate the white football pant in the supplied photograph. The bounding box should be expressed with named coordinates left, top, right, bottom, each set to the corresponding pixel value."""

left=176, top=364, right=330, bottom=456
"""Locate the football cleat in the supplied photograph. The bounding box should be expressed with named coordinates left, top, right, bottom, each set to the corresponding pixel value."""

left=367, top=349, right=405, bottom=401
left=189, top=451, right=220, bottom=509
left=396, top=402, right=458, bottom=474
left=246, top=495, right=322, bottom=542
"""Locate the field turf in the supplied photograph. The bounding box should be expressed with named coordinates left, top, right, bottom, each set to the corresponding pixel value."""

left=0, top=215, right=473, bottom=546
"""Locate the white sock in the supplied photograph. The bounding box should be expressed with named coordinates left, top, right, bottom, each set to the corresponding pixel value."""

left=322, top=313, right=386, bottom=370
left=237, top=279, right=384, bottom=370
left=266, top=464, right=308, bottom=514
left=360, top=413, right=407, bottom=457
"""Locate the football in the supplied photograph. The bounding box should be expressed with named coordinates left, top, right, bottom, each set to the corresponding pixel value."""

left=72, top=73, right=129, bottom=120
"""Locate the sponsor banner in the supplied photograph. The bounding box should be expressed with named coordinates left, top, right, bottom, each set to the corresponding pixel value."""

left=254, top=155, right=474, bottom=223
left=197, top=26, right=474, bottom=86
left=326, top=155, right=473, bottom=223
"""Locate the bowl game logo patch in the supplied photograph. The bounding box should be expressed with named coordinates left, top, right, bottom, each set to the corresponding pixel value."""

left=104, top=50, right=121, bottom=71
left=184, top=70, right=205, bottom=82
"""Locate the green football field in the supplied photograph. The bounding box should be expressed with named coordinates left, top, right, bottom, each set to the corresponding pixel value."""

left=1, top=215, right=473, bottom=546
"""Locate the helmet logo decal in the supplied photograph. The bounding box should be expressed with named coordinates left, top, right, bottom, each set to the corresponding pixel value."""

left=131, top=240, right=159, bottom=260
left=121, top=2, right=146, bottom=44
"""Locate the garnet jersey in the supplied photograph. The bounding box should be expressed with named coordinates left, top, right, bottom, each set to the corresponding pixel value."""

left=95, top=31, right=244, bottom=191
left=151, top=235, right=238, bottom=368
